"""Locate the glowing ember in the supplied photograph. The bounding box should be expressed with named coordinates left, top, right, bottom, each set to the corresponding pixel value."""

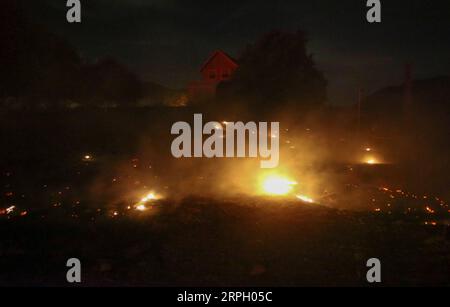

left=6, top=205, right=15, bottom=214
left=141, top=193, right=157, bottom=202
left=134, top=191, right=161, bottom=210
left=261, top=175, right=297, bottom=196
left=425, top=206, right=435, bottom=214
left=83, top=154, right=93, bottom=162
left=296, top=195, right=315, bottom=203
left=136, top=204, right=147, bottom=211
left=366, top=158, right=377, bottom=165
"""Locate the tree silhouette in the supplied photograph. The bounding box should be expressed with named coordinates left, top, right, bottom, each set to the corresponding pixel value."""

left=0, top=1, right=143, bottom=109
left=219, top=30, right=327, bottom=113
left=0, top=0, right=81, bottom=108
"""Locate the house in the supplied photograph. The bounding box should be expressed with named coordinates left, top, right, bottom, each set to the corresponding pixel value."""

left=188, top=50, right=238, bottom=101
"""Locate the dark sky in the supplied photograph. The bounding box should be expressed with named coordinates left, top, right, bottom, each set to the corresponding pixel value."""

left=26, top=0, right=450, bottom=105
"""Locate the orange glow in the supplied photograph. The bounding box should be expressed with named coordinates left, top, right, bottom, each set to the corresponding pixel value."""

left=296, top=195, right=315, bottom=203
left=366, top=158, right=377, bottom=165
left=136, top=204, right=147, bottom=211
left=425, top=206, right=435, bottom=214
left=260, top=175, right=297, bottom=196
left=134, top=191, right=161, bottom=211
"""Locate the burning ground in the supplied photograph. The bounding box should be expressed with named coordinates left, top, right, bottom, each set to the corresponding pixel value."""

left=0, top=108, right=450, bottom=286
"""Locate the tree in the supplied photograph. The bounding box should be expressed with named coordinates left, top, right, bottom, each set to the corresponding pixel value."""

left=219, top=30, right=327, bottom=113
left=0, top=0, right=81, bottom=108
left=0, top=1, right=143, bottom=109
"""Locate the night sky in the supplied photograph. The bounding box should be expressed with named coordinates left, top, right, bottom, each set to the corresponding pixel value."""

left=26, top=0, right=450, bottom=105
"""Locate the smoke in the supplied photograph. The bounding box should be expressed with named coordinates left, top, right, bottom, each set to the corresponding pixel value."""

left=86, top=98, right=450, bottom=213
left=84, top=107, right=369, bottom=211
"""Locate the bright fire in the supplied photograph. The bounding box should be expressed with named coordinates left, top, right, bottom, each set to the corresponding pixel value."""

left=366, top=158, right=377, bottom=165
left=141, top=193, right=157, bottom=202
left=134, top=192, right=160, bottom=211
left=136, top=204, right=147, bottom=211
left=296, top=195, right=315, bottom=203
left=261, top=175, right=297, bottom=196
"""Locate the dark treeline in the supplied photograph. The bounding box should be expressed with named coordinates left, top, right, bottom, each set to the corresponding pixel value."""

left=1, top=1, right=327, bottom=113
left=0, top=1, right=171, bottom=109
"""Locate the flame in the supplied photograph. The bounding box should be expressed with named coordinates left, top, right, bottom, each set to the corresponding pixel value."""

left=425, top=206, right=435, bottom=214
left=141, top=193, right=157, bottom=202
left=424, top=221, right=437, bottom=226
left=363, top=153, right=385, bottom=165
left=366, top=158, right=377, bottom=165
left=261, top=175, right=297, bottom=196
left=136, top=204, right=147, bottom=211
left=296, top=195, right=315, bottom=203
left=134, top=191, right=161, bottom=211
left=6, top=205, right=15, bottom=214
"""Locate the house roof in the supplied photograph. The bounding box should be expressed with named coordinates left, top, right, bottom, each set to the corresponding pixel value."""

left=200, top=50, right=238, bottom=72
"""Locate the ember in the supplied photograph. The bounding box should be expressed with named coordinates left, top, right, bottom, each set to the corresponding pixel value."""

left=366, top=158, right=377, bottom=165
left=425, top=206, right=435, bottom=214
left=82, top=154, right=93, bottom=162
left=136, top=204, right=147, bottom=211
left=133, top=191, right=161, bottom=211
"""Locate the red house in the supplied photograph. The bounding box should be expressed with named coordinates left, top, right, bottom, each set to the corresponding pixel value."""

left=188, top=50, right=238, bottom=101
